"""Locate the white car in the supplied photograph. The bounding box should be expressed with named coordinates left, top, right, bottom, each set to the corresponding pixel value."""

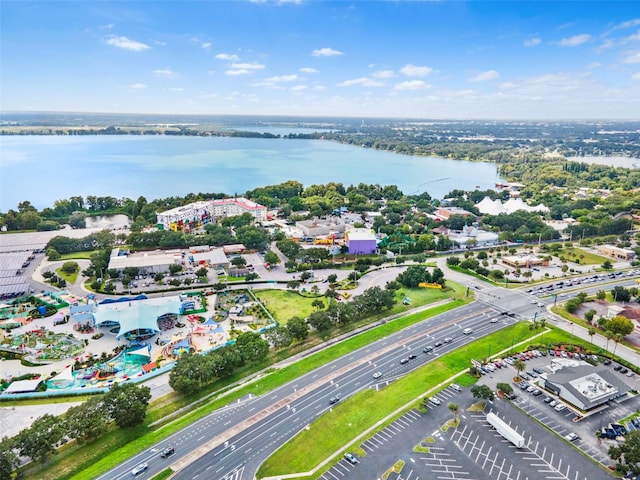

left=564, top=432, right=579, bottom=442
left=555, top=403, right=567, bottom=412
left=373, top=372, right=382, bottom=379
left=430, top=397, right=441, bottom=405
left=463, top=328, right=473, bottom=335
left=490, top=318, right=499, bottom=323
left=131, top=463, right=148, bottom=476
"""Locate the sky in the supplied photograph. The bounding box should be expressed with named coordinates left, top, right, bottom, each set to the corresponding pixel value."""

left=1, top=1, right=640, bottom=120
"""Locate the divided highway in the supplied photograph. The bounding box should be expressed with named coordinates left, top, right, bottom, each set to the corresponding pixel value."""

left=99, top=285, right=536, bottom=480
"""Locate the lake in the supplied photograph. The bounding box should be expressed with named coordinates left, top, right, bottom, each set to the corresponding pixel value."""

left=0, top=135, right=503, bottom=210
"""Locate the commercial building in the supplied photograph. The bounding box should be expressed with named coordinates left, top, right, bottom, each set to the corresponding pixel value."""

left=108, top=248, right=181, bottom=275
left=435, top=207, right=474, bottom=220
left=540, top=360, right=630, bottom=411
left=156, top=198, right=267, bottom=232
left=447, top=225, right=499, bottom=248
left=598, top=245, right=636, bottom=261
left=501, top=254, right=548, bottom=268
left=346, top=228, right=377, bottom=255
left=295, top=217, right=346, bottom=238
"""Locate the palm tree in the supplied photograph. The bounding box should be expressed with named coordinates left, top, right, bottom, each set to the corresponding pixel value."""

left=588, top=327, right=596, bottom=345
left=612, top=333, right=623, bottom=355
left=448, top=402, right=459, bottom=419
left=513, top=359, right=526, bottom=379
left=605, top=330, right=615, bottom=352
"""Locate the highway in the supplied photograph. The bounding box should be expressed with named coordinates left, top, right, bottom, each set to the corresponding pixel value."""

left=99, top=284, right=535, bottom=480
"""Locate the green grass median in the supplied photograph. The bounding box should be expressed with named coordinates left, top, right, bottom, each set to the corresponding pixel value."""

left=257, top=322, right=545, bottom=478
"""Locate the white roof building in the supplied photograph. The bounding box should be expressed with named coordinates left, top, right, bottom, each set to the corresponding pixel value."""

left=476, top=196, right=549, bottom=216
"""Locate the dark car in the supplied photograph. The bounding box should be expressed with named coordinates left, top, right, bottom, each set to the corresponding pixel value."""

left=614, top=365, right=623, bottom=371
left=603, top=359, right=612, bottom=365
left=408, top=354, right=417, bottom=360
left=533, top=367, right=544, bottom=374
left=329, top=396, right=340, bottom=404
left=161, top=446, right=175, bottom=458
left=423, top=345, right=433, bottom=353
left=620, top=368, right=629, bottom=374
left=434, top=341, right=443, bottom=347
left=400, top=358, right=409, bottom=364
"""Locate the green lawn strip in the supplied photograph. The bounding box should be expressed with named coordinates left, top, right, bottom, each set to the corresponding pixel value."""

left=58, top=251, right=98, bottom=260
left=258, top=322, right=537, bottom=478
left=60, top=301, right=465, bottom=480
left=560, top=247, right=610, bottom=266
left=255, top=290, right=323, bottom=324
left=151, top=469, right=174, bottom=480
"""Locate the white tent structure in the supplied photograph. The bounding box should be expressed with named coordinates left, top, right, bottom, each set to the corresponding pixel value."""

left=476, top=196, right=549, bottom=215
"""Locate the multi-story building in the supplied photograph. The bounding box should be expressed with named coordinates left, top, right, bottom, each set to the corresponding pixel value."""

left=156, top=198, right=266, bottom=232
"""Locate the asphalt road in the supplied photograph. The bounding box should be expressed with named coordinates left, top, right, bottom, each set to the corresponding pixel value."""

left=99, top=282, right=537, bottom=480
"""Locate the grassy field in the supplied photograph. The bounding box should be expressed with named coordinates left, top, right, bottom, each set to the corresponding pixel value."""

left=554, top=246, right=610, bottom=266
left=255, top=290, right=326, bottom=324
left=59, top=251, right=98, bottom=260
left=257, top=322, right=542, bottom=478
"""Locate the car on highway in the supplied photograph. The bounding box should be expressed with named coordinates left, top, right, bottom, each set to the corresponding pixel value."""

left=444, top=337, right=453, bottom=343
left=400, top=358, right=409, bottom=364
left=160, top=446, right=175, bottom=458
left=373, top=372, right=382, bottom=379
left=423, top=345, right=433, bottom=353
left=490, top=317, right=499, bottom=323
left=344, top=452, right=359, bottom=464
left=329, top=396, right=340, bottom=404
left=463, top=328, right=473, bottom=335
left=408, top=354, right=417, bottom=360
left=131, top=463, right=148, bottom=476
left=434, top=341, right=443, bottom=347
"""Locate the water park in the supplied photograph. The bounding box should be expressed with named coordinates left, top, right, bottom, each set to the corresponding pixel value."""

left=0, top=289, right=276, bottom=396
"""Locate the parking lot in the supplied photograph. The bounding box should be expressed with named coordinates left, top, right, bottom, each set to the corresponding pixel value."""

left=317, top=347, right=640, bottom=480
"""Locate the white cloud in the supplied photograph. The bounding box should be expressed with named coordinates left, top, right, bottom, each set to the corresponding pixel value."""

left=266, top=74, right=300, bottom=82
left=216, top=53, right=239, bottom=61
left=558, top=34, right=592, bottom=47
left=226, top=69, right=253, bottom=76
left=609, top=18, right=640, bottom=33
left=469, top=70, right=500, bottom=82
left=291, top=85, right=307, bottom=91
left=524, top=37, right=541, bottom=47
left=621, top=31, right=640, bottom=44
left=106, top=35, right=150, bottom=51
left=299, top=67, right=318, bottom=73
left=393, top=80, right=429, bottom=91
left=201, top=42, right=212, bottom=49
left=338, top=77, right=385, bottom=87
left=230, top=62, right=265, bottom=70
left=128, top=83, right=147, bottom=90
left=153, top=69, right=175, bottom=78
left=399, top=64, right=432, bottom=77
left=622, top=50, right=640, bottom=63
left=313, top=85, right=326, bottom=91
left=312, top=47, right=343, bottom=57
left=372, top=69, right=395, bottom=79
left=632, top=72, right=640, bottom=80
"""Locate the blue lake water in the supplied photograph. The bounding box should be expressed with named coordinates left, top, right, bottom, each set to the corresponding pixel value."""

left=0, top=135, right=503, bottom=210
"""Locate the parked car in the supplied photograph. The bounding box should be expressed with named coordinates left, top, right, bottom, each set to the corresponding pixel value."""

left=430, top=397, right=441, bottom=405
left=344, top=452, right=359, bottom=464
left=564, top=433, right=579, bottom=442
left=533, top=367, right=544, bottom=375
left=450, top=383, right=462, bottom=392
left=555, top=403, right=567, bottom=412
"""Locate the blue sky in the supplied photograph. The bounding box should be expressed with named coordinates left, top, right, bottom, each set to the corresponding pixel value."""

left=1, top=1, right=639, bottom=119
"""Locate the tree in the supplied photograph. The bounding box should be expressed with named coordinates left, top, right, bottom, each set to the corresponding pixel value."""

left=245, top=272, right=259, bottom=281
left=588, top=327, right=597, bottom=345
left=234, top=331, right=269, bottom=365
left=103, top=383, right=151, bottom=428
left=308, top=310, right=332, bottom=333
left=447, top=403, right=459, bottom=419
left=169, top=263, right=182, bottom=275
left=396, top=265, right=431, bottom=288
left=264, top=251, right=280, bottom=265
left=61, top=261, right=80, bottom=275
left=607, top=315, right=634, bottom=337
left=287, top=280, right=301, bottom=291
left=596, top=290, right=607, bottom=301
left=496, top=383, right=513, bottom=395
left=584, top=309, right=597, bottom=324
left=264, top=326, right=292, bottom=350
left=602, top=259, right=613, bottom=270
left=300, top=271, right=312, bottom=282
left=612, top=332, right=624, bottom=355
left=0, top=438, right=19, bottom=480
left=612, top=286, right=631, bottom=303
left=311, top=298, right=325, bottom=310
left=15, top=414, right=66, bottom=463
left=609, top=430, right=640, bottom=475
left=286, top=316, right=309, bottom=342
left=65, top=396, right=108, bottom=444
left=231, top=256, right=247, bottom=267
left=470, top=384, right=494, bottom=401
left=513, top=359, right=526, bottom=379
left=327, top=273, right=338, bottom=283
